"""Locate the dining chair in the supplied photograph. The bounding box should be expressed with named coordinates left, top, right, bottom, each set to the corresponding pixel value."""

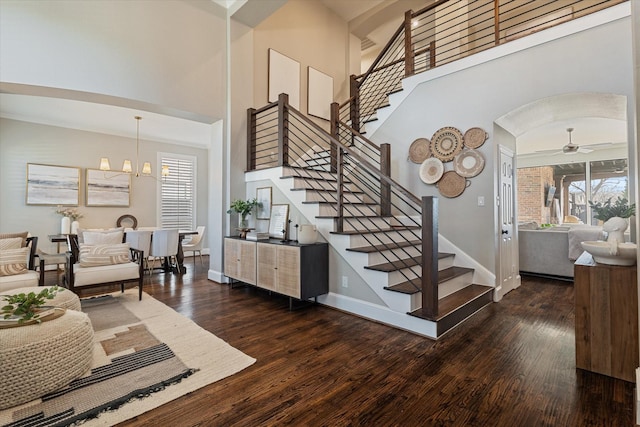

left=182, top=226, right=205, bottom=266
left=150, top=229, right=179, bottom=273
left=125, top=230, right=153, bottom=273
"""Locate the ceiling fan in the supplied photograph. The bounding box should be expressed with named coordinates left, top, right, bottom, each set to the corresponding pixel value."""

left=562, top=128, right=587, bottom=154
left=534, top=127, right=613, bottom=155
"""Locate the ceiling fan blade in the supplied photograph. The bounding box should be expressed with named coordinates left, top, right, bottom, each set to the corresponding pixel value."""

left=577, top=147, right=593, bottom=154
left=533, top=147, right=563, bottom=154
left=580, top=142, right=615, bottom=149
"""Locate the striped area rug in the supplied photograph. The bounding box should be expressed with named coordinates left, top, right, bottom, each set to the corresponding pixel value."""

left=0, top=290, right=256, bottom=427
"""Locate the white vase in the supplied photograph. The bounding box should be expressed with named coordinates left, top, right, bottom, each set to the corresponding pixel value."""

left=60, top=216, right=71, bottom=234
left=603, top=216, right=628, bottom=246
left=298, top=224, right=317, bottom=244
left=71, top=220, right=80, bottom=235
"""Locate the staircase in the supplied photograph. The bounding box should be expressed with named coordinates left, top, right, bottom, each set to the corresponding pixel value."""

left=246, top=131, right=493, bottom=338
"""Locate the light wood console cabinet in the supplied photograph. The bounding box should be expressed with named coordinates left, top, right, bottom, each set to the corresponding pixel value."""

left=224, top=237, right=328, bottom=301
left=224, top=238, right=256, bottom=285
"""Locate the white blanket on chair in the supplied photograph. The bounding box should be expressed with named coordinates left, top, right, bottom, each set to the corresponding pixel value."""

left=568, top=226, right=604, bottom=260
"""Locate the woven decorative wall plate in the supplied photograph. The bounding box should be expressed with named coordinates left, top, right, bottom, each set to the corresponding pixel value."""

left=463, top=127, right=488, bottom=149
left=437, top=171, right=469, bottom=198
left=430, top=127, right=463, bottom=162
left=408, top=138, right=431, bottom=164
left=419, top=157, right=444, bottom=184
left=453, top=148, right=485, bottom=178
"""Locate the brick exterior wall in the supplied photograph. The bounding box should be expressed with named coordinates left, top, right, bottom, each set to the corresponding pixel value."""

left=518, top=166, right=555, bottom=223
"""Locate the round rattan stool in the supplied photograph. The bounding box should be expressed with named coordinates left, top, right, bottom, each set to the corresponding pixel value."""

left=7, top=286, right=81, bottom=311
left=0, top=309, right=94, bottom=409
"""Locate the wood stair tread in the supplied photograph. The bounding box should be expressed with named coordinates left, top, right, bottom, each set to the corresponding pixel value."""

left=302, top=200, right=378, bottom=206
left=435, top=284, right=493, bottom=320
left=408, top=284, right=493, bottom=335
left=383, top=266, right=473, bottom=294
left=330, top=226, right=420, bottom=235
left=346, top=240, right=424, bottom=253
left=290, top=188, right=365, bottom=195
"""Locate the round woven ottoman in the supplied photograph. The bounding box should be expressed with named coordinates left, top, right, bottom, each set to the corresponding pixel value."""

left=0, top=309, right=94, bottom=409
left=7, top=286, right=81, bottom=311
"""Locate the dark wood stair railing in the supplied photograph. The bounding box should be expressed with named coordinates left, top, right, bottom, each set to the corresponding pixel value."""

left=247, top=94, right=440, bottom=321
left=345, top=0, right=623, bottom=132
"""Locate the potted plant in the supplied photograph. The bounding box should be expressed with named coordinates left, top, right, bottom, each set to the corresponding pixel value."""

left=227, top=198, right=259, bottom=230
left=589, top=196, right=636, bottom=222
left=588, top=196, right=636, bottom=243
left=1, top=286, right=63, bottom=324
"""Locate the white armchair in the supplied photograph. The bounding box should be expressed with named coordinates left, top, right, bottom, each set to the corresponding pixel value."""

left=0, top=234, right=39, bottom=292
left=65, top=235, right=144, bottom=300
left=182, top=226, right=205, bottom=266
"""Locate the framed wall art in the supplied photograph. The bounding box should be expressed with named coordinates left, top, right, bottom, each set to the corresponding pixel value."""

left=26, top=163, right=80, bottom=206
left=268, top=204, right=289, bottom=239
left=268, top=48, right=300, bottom=109
left=256, top=187, right=272, bottom=220
left=85, top=168, right=131, bottom=207
left=308, top=66, right=333, bottom=121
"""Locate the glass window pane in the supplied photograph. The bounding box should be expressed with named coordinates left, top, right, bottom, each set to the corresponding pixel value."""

left=589, top=159, right=628, bottom=224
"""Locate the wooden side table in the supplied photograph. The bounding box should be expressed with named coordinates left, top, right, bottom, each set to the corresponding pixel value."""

left=574, top=252, right=638, bottom=382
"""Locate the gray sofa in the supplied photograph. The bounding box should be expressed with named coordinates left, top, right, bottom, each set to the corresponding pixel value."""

left=518, top=225, right=606, bottom=279
left=519, top=227, right=574, bottom=279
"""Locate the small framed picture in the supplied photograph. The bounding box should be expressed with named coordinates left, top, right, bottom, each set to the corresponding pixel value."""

left=86, top=168, right=131, bottom=207
left=256, top=187, right=272, bottom=219
left=268, top=204, right=289, bottom=239
left=26, top=163, right=80, bottom=206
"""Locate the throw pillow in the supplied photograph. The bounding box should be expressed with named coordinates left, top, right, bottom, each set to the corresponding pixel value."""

left=0, top=232, right=28, bottom=247
left=0, top=247, right=30, bottom=276
left=0, top=237, right=24, bottom=250
left=79, top=243, right=130, bottom=267
left=82, top=230, right=124, bottom=245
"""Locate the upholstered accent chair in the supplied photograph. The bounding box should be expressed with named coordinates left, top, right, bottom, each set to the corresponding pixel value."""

left=0, top=233, right=39, bottom=292
left=65, top=234, right=144, bottom=300
left=182, top=225, right=205, bottom=266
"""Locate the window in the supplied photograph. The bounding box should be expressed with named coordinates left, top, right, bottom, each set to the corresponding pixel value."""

left=517, top=158, right=628, bottom=225
left=159, top=154, right=196, bottom=230
left=589, top=159, right=629, bottom=224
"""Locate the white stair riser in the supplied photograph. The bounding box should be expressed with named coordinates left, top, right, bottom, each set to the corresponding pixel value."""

left=318, top=203, right=379, bottom=217
left=439, top=271, right=474, bottom=299
left=303, top=190, right=366, bottom=204
left=365, top=246, right=421, bottom=265
left=385, top=257, right=457, bottom=286
left=287, top=177, right=359, bottom=192
left=346, top=228, right=419, bottom=246
left=288, top=177, right=337, bottom=191
left=282, top=166, right=335, bottom=181
left=339, top=217, right=393, bottom=231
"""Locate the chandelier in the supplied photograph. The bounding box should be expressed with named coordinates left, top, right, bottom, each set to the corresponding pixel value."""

left=99, top=116, right=169, bottom=178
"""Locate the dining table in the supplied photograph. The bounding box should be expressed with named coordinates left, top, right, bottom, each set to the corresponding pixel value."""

left=49, top=230, right=199, bottom=274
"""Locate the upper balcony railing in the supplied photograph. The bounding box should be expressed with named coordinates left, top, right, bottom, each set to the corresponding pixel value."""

left=350, top=0, right=626, bottom=131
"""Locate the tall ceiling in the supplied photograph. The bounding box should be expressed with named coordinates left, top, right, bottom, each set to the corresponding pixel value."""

left=0, top=0, right=628, bottom=156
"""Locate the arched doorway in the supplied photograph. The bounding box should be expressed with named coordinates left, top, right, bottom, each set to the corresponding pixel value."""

left=494, top=92, right=629, bottom=300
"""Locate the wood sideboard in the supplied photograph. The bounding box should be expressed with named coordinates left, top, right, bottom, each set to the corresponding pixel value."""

left=224, top=237, right=328, bottom=304
left=574, top=252, right=638, bottom=382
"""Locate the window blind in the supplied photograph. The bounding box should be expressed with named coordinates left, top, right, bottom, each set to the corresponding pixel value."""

left=160, top=156, right=195, bottom=230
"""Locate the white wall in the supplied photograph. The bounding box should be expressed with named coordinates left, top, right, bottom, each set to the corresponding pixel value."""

left=0, top=0, right=226, bottom=120
left=0, top=118, right=209, bottom=255
left=372, top=12, right=635, bottom=273
left=252, top=0, right=351, bottom=119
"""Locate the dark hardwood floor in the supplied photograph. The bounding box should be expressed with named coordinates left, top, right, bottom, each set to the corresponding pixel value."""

left=45, top=259, right=635, bottom=426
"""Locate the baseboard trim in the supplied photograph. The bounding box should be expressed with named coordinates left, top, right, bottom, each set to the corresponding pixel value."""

left=317, top=292, right=438, bottom=339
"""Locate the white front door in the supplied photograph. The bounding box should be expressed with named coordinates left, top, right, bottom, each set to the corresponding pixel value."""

left=496, top=145, right=519, bottom=301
